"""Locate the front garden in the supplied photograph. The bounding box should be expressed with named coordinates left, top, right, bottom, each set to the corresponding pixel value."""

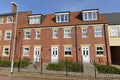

left=46, top=61, right=83, bottom=72
left=0, top=59, right=31, bottom=68
left=95, top=64, right=120, bottom=74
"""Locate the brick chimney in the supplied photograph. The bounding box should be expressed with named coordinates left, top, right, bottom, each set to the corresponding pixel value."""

left=12, top=2, right=17, bottom=13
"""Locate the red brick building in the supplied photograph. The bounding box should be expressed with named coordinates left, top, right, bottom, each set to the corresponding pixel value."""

left=0, top=4, right=31, bottom=61
left=0, top=5, right=111, bottom=65
left=18, top=9, right=111, bottom=65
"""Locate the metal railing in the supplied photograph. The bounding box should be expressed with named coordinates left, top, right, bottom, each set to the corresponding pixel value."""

left=0, top=57, right=120, bottom=79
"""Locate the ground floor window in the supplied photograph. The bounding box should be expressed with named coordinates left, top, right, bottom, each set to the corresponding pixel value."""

left=64, top=46, right=72, bottom=56
left=3, top=46, right=10, bottom=56
left=96, top=46, right=104, bottom=56
left=23, top=47, right=30, bottom=56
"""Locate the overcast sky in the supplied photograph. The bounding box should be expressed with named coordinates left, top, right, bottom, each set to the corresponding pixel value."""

left=0, top=0, right=120, bottom=14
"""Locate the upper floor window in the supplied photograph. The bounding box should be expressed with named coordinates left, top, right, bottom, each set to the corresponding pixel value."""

left=82, top=10, right=98, bottom=21
left=82, top=28, right=87, bottom=37
left=56, top=13, right=69, bottom=23
left=94, top=27, right=102, bottom=37
left=5, top=31, right=11, bottom=40
left=36, top=30, right=40, bottom=39
left=53, top=29, right=58, bottom=38
left=111, top=27, right=119, bottom=36
left=7, top=16, right=13, bottom=23
left=96, top=46, right=104, bottom=56
left=29, top=15, right=41, bottom=24
left=64, top=29, right=71, bottom=38
left=0, top=17, right=3, bottom=24
left=25, top=31, right=30, bottom=39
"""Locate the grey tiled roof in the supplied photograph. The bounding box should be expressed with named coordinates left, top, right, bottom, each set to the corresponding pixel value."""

left=0, top=11, right=31, bottom=16
left=103, top=12, right=120, bottom=25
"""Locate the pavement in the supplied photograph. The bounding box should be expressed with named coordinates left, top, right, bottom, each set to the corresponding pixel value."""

left=0, top=70, right=101, bottom=80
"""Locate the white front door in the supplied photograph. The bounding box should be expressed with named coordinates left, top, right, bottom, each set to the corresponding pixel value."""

left=34, top=47, right=40, bottom=63
left=51, top=47, right=58, bottom=62
left=82, top=46, right=90, bottom=63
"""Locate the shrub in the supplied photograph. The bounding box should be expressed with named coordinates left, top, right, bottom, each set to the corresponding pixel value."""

left=46, top=61, right=83, bottom=72
left=95, top=64, right=120, bottom=74
left=0, top=60, right=11, bottom=67
left=14, top=59, right=31, bottom=68
left=0, top=59, right=31, bottom=68
left=19, top=59, right=31, bottom=68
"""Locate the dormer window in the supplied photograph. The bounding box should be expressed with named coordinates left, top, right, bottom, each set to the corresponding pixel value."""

left=7, top=16, right=13, bottom=23
left=82, top=10, right=98, bottom=21
left=29, top=15, right=41, bottom=24
left=55, top=12, right=69, bottom=23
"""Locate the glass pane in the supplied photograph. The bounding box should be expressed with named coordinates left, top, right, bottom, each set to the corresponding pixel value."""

left=61, top=15, right=64, bottom=22
left=93, top=12, right=97, bottom=19
left=65, top=15, right=68, bottom=21
left=84, top=13, right=87, bottom=19
left=88, top=12, right=92, bottom=20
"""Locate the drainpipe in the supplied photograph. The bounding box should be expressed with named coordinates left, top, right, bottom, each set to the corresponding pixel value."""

left=104, top=24, right=109, bottom=65
left=75, top=25, right=78, bottom=63
left=18, top=29, right=23, bottom=72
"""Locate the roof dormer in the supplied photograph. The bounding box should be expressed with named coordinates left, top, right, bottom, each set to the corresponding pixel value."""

left=82, top=9, right=98, bottom=21
left=29, top=14, right=41, bottom=25
left=55, top=12, right=70, bottom=23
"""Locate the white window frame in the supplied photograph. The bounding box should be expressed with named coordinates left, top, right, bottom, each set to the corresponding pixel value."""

left=0, top=17, right=3, bottom=24
left=5, top=31, right=11, bottom=40
left=83, top=11, right=98, bottom=21
left=94, top=27, right=102, bottom=37
left=2, top=46, right=10, bottom=56
left=56, top=13, right=69, bottom=23
left=64, top=29, right=71, bottom=38
left=111, top=27, right=119, bottom=36
left=4, top=48, right=9, bottom=56
left=29, top=15, right=41, bottom=24
left=53, top=29, right=58, bottom=38
left=36, top=30, right=40, bottom=39
left=25, top=31, right=30, bottom=39
left=64, top=46, right=72, bottom=56
left=96, top=46, right=104, bottom=56
left=7, top=16, right=13, bottom=23
left=23, top=47, right=30, bottom=56
left=82, top=28, right=87, bottom=37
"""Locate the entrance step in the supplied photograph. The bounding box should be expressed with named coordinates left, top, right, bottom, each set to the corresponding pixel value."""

left=26, top=63, right=49, bottom=73
left=83, top=63, right=97, bottom=73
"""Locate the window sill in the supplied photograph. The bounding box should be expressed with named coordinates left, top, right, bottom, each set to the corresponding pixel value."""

left=35, top=38, right=40, bottom=40
left=64, top=55, right=72, bottom=57
left=96, top=55, right=105, bottom=57
left=64, top=37, right=71, bottom=38
left=2, top=55, right=9, bottom=57
left=94, top=36, right=103, bottom=38
left=4, top=39, right=11, bottom=41
left=23, top=55, right=29, bottom=56
left=24, top=38, right=30, bottom=40
left=82, top=36, right=88, bottom=38
left=53, top=38, right=58, bottom=39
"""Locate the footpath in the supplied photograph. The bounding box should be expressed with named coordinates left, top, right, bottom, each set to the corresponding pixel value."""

left=0, top=70, right=101, bottom=80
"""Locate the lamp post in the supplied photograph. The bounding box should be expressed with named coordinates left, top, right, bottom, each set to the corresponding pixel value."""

left=10, top=2, right=18, bottom=74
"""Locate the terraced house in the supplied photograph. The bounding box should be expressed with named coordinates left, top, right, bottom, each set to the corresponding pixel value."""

left=0, top=3, right=31, bottom=61
left=0, top=4, right=112, bottom=65
left=18, top=9, right=111, bottom=65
